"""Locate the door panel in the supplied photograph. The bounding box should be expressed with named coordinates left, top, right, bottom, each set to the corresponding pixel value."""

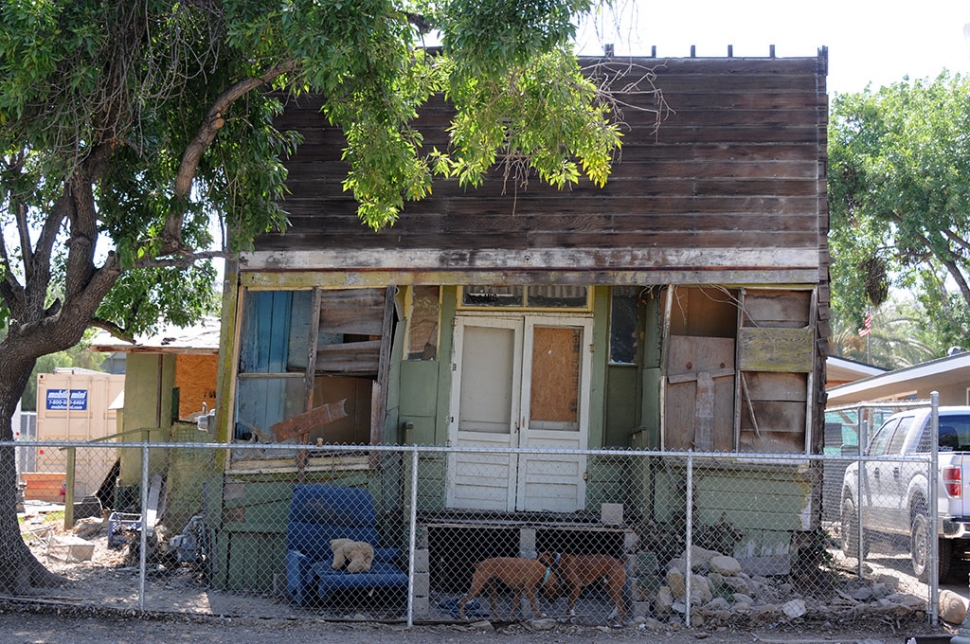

left=449, top=315, right=591, bottom=513
left=516, top=318, right=591, bottom=512
left=447, top=319, right=521, bottom=511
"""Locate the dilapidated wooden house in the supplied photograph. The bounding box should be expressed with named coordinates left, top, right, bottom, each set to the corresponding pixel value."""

left=209, top=50, right=830, bottom=593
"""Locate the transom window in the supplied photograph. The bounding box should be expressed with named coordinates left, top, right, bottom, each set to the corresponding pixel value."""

left=460, top=285, right=590, bottom=310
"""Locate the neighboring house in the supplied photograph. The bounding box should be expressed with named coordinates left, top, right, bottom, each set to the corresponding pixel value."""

left=210, top=52, right=830, bottom=590
left=90, top=318, right=220, bottom=512
left=825, top=356, right=886, bottom=389
left=826, top=351, right=970, bottom=407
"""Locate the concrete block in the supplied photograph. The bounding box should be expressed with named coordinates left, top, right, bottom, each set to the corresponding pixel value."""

left=413, top=572, right=429, bottom=597
left=412, top=594, right=430, bottom=618
left=624, top=530, right=639, bottom=552
left=519, top=528, right=536, bottom=552
left=48, top=535, right=95, bottom=562
left=413, top=548, right=429, bottom=574
left=601, top=503, right=624, bottom=526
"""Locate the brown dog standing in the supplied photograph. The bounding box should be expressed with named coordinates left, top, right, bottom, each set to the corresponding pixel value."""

left=458, top=557, right=559, bottom=620
left=539, top=552, right=627, bottom=624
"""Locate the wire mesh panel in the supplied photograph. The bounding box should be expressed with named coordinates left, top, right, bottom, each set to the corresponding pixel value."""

left=3, top=440, right=942, bottom=629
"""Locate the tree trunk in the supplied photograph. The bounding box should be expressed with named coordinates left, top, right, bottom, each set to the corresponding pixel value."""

left=0, top=347, right=66, bottom=592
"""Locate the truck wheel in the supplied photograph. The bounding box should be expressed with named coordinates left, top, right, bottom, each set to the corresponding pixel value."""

left=911, top=511, right=954, bottom=582
left=841, top=496, right=868, bottom=560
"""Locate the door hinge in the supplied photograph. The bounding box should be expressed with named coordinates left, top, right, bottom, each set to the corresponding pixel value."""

left=452, top=363, right=457, bottom=371
left=589, top=343, right=594, bottom=353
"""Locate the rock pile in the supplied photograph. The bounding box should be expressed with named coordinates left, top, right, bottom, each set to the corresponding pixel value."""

left=632, top=545, right=929, bottom=628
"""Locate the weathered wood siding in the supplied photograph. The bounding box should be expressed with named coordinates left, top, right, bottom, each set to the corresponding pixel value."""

left=251, top=54, right=827, bottom=285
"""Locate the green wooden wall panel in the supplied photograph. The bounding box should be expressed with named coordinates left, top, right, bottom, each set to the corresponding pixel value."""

left=606, top=366, right=638, bottom=448
left=400, top=361, right=439, bottom=418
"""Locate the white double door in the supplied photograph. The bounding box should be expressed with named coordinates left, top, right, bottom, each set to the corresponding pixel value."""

left=447, top=314, right=592, bottom=513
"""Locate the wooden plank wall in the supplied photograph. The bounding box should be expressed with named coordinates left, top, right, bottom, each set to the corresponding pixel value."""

left=260, top=54, right=827, bottom=266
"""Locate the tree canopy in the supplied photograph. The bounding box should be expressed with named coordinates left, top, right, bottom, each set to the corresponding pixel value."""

left=0, top=0, right=622, bottom=593
left=828, top=72, right=970, bottom=358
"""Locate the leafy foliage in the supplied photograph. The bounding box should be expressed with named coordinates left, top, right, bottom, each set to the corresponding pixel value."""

left=828, top=72, right=970, bottom=356
left=0, top=0, right=619, bottom=342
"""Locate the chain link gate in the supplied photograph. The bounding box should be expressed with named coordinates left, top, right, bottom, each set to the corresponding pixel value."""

left=4, top=439, right=941, bottom=629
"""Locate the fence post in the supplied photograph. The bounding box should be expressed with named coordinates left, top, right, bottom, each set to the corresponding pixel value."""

left=930, top=392, right=939, bottom=627
left=139, top=441, right=149, bottom=613
left=856, top=405, right=865, bottom=579
left=63, top=446, right=76, bottom=531
left=684, top=451, right=693, bottom=628
left=407, top=447, right=418, bottom=628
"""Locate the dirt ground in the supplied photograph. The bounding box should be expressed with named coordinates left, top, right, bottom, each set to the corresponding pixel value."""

left=0, top=604, right=957, bottom=644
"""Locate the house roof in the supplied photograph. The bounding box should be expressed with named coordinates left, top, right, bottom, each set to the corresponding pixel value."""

left=826, top=350, right=970, bottom=404
left=826, top=356, right=886, bottom=385
left=90, top=316, right=221, bottom=355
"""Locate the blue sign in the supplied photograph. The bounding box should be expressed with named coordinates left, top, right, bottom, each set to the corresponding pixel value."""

left=69, top=389, right=88, bottom=411
left=45, top=389, right=88, bottom=411
left=46, top=389, right=68, bottom=411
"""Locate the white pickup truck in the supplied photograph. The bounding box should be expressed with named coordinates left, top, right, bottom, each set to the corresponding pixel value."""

left=840, top=406, right=970, bottom=582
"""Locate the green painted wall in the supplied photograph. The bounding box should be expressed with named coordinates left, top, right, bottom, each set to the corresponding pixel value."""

left=605, top=366, right=638, bottom=447
left=118, top=353, right=176, bottom=487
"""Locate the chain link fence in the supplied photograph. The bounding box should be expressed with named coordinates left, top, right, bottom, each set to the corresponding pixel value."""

left=6, top=433, right=945, bottom=629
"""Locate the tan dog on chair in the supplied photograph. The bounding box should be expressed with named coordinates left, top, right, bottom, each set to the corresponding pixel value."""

left=458, top=557, right=559, bottom=620
left=538, top=551, right=627, bottom=624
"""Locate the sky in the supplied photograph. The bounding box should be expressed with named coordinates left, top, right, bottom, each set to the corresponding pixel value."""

left=574, top=0, right=970, bottom=96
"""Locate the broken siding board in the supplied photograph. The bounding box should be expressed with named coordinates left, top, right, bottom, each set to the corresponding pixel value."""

left=741, top=372, right=808, bottom=402
left=737, top=328, right=813, bottom=372
left=739, top=431, right=806, bottom=454
left=742, top=290, right=812, bottom=327
left=315, top=340, right=382, bottom=375
left=741, top=400, right=807, bottom=433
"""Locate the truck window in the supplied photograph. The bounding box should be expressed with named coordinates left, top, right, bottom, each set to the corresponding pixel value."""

left=887, top=417, right=912, bottom=454
left=868, top=418, right=900, bottom=456
left=917, top=414, right=970, bottom=452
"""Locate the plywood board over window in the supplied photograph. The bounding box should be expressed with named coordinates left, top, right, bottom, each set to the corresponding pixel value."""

left=663, top=287, right=739, bottom=452
left=232, top=287, right=396, bottom=470
left=737, top=289, right=814, bottom=453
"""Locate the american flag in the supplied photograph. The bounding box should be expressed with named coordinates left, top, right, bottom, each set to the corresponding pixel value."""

left=859, top=308, right=872, bottom=337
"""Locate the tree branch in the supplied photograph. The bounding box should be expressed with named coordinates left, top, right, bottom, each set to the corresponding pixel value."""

left=0, top=227, right=25, bottom=320
left=133, top=248, right=235, bottom=269
left=942, top=227, right=970, bottom=253
left=889, top=212, right=970, bottom=307
left=163, top=59, right=298, bottom=244
left=87, top=317, right=135, bottom=344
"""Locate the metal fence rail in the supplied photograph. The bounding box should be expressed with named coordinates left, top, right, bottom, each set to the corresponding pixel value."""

left=4, top=439, right=940, bottom=629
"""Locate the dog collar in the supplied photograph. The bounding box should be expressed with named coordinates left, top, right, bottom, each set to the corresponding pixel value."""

left=542, top=567, right=552, bottom=585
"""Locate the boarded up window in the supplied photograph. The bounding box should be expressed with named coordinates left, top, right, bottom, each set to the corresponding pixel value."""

left=530, top=326, right=581, bottom=428
left=408, top=286, right=440, bottom=360
left=663, top=286, right=738, bottom=452
left=315, top=289, right=385, bottom=376
left=233, top=287, right=395, bottom=455
left=737, top=289, right=813, bottom=454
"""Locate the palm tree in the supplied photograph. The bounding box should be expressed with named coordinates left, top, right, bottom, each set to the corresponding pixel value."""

left=829, top=299, right=938, bottom=370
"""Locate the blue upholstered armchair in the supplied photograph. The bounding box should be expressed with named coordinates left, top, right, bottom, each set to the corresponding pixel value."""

left=285, top=484, right=409, bottom=608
